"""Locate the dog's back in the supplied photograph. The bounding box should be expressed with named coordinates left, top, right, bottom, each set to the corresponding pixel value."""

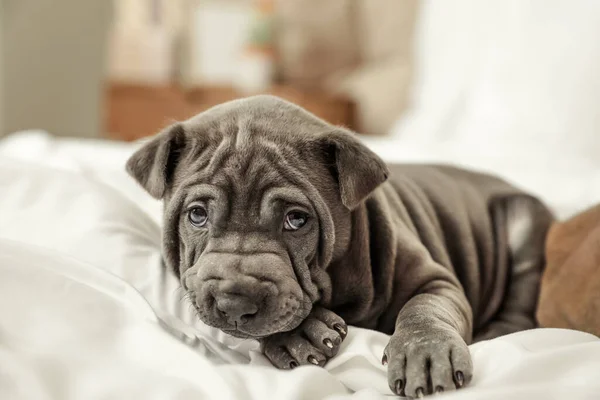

left=380, top=163, right=554, bottom=338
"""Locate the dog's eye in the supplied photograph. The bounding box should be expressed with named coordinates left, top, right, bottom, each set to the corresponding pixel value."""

left=284, top=211, right=308, bottom=231
left=188, top=206, right=208, bottom=227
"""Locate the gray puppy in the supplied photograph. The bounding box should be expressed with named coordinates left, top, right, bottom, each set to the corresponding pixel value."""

left=126, top=96, right=553, bottom=398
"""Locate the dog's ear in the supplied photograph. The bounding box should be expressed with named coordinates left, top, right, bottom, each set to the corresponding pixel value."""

left=126, top=123, right=185, bottom=199
left=320, top=129, right=389, bottom=209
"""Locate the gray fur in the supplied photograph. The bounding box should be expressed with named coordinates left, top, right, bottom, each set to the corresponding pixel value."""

left=126, top=95, right=553, bottom=397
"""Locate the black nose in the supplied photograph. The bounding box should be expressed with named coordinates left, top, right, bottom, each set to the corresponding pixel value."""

left=215, top=294, right=259, bottom=325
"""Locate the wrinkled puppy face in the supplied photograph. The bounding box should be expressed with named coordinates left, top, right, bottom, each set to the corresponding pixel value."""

left=126, top=96, right=388, bottom=339
left=175, top=149, right=323, bottom=338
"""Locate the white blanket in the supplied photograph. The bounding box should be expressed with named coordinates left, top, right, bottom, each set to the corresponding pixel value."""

left=1, top=130, right=600, bottom=400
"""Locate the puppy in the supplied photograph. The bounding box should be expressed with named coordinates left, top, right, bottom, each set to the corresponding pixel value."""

left=126, top=96, right=553, bottom=397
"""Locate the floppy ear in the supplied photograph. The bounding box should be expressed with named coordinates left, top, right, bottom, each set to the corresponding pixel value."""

left=125, top=123, right=185, bottom=199
left=321, top=129, right=389, bottom=209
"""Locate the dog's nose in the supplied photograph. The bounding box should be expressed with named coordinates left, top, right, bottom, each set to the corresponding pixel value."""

left=215, top=294, right=259, bottom=325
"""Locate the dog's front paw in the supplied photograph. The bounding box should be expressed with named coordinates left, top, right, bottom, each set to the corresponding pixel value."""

left=261, top=307, right=347, bottom=369
left=383, top=331, right=472, bottom=398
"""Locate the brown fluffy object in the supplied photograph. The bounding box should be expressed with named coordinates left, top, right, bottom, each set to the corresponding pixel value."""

left=537, top=205, right=600, bottom=337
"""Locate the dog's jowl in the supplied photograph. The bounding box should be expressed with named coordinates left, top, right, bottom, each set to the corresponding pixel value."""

left=126, top=96, right=553, bottom=398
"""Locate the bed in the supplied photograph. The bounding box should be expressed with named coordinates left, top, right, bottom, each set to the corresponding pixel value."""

left=1, top=129, right=600, bottom=400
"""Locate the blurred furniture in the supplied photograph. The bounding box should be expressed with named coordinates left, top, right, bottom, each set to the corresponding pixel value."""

left=1, top=0, right=113, bottom=138
left=106, top=0, right=418, bottom=141
left=275, top=0, right=419, bottom=136
left=105, top=83, right=355, bottom=141
left=106, top=84, right=190, bottom=142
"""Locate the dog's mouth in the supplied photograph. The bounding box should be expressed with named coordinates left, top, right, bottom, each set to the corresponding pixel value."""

left=186, top=289, right=312, bottom=339
left=220, top=327, right=269, bottom=340
left=221, top=308, right=307, bottom=339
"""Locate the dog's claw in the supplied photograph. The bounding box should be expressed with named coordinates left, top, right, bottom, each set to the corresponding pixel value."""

left=382, top=354, right=388, bottom=365
left=394, top=379, right=404, bottom=395
left=435, top=386, right=444, bottom=394
left=262, top=307, right=346, bottom=371
left=307, top=355, right=319, bottom=365
left=333, top=323, right=347, bottom=339
left=455, top=371, right=464, bottom=387
left=416, top=387, right=425, bottom=398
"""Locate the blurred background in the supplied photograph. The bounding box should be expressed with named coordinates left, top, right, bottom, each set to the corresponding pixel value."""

left=0, top=0, right=418, bottom=141
left=0, top=0, right=598, bottom=156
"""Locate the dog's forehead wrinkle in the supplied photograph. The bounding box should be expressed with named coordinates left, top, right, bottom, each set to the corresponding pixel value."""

left=183, top=106, right=326, bottom=182
left=219, top=160, right=283, bottom=214
left=262, top=185, right=309, bottom=208
left=234, top=115, right=256, bottom=150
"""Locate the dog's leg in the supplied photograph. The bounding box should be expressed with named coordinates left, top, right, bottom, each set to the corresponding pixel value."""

left=383, top=236, right=474, bottom=397
left=261, top=307, right=347, bottom=368
left=384, top=286, right=474, bottom=397
left=474, top=196, right=553, bottom=342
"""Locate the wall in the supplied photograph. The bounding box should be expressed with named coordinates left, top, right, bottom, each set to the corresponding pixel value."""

left=0, top=0, right=113, bottom=138
left=0, top=2, right=4, bottom=135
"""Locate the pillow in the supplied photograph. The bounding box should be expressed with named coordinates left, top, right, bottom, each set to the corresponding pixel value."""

left=386, top=0, right=600, bottom=219
left=393, top=0, right=600, bottom=163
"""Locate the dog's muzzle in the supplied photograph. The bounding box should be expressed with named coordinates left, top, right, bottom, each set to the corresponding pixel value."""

left=183, top=252, right=307, bottom=337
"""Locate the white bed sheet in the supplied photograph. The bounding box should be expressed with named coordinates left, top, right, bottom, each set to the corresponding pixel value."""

left=1, top=130, right=600, bottom=400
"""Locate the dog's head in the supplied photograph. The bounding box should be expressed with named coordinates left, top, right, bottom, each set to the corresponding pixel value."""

left=126, top=96, right=388, bottom=338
